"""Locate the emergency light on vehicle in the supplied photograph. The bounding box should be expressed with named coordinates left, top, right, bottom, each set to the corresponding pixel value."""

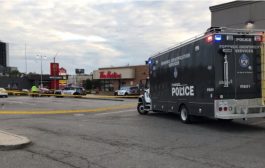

left=254, top=35, right=262, bottom=42
left=214, top=35, right=222, bottom=41
left=206, top=35, right=213, bottom=43
left=145, top=59, right=152, bottom=65
left=148, top=59, right=152, bottom=64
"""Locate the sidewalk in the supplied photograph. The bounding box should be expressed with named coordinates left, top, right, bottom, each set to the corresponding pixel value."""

left=0, top=130, right=31, bottom=150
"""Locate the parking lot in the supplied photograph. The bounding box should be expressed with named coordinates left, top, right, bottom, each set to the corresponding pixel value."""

left=0, top=96, right=265, bottom=168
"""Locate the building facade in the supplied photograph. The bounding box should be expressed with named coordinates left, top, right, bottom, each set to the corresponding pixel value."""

left=93, top=65, right=149, bottom=91
left=210, top=1, right=265, bottom=29
left=67, top=74, right=93, bottom=87
left=0, top=41, right=8, bottom=67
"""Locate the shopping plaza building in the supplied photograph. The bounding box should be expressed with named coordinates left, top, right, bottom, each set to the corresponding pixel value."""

left=210, top=1, right=265, bottom=29
left=93, top=65, right=149, bottom=91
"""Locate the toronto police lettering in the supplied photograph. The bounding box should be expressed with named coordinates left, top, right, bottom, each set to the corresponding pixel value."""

left=171, top=83, right=194, bottom=96
left=219, top=45, right=260, bottom=53
left=161, top=53, right=191, bottom=67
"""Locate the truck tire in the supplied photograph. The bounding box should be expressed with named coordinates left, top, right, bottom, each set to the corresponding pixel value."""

left=137, top=103, right=148, bottom=115
left=180, top=106, right=192, bottom=124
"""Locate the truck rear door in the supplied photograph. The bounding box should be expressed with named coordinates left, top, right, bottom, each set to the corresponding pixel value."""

left=215, top=33, right=263, bottom=100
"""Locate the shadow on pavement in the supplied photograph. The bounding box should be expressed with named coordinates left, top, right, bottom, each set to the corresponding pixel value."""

left=147, top=112, right=265, bottom=133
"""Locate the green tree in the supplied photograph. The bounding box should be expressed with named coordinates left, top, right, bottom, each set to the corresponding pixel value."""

left=83, top=79, right=92, bottom=90
left=8, top=70, right=21, bottom=77
left=91, top=79, right=101, bottom=89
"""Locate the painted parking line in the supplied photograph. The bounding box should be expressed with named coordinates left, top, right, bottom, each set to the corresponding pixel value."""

left=0, top=103, right=136, bottom=115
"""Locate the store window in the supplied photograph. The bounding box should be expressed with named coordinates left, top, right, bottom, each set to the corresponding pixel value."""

left=100, top=80, right=114, bottom=91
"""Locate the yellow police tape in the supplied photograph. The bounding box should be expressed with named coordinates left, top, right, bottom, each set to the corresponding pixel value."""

left=5, top=90, right=140, bottom=99
left=0, top=103, right=137, bottom=115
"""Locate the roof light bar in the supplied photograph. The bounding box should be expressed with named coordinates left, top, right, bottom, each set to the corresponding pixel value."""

left=215, top=34, right=222, bottom=41
left=254, top=35, right=262, bottom=42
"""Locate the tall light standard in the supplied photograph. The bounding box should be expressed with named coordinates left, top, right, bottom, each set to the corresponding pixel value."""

left=36, top=55, right=47, bottom=88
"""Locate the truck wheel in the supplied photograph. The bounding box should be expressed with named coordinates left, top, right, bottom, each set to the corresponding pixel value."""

left=137, top=103, right=148, bottom=115
left=180, top=106, right=192, bottom=124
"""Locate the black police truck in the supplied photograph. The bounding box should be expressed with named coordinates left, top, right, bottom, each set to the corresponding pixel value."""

left=138, top=27, right=265, bottom=123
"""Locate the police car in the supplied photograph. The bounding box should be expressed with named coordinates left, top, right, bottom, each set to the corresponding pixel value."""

left=114, top=86, right=140, bottom=96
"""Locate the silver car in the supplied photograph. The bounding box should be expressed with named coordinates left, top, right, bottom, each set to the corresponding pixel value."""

left=114, top=86, right=139, bottom=96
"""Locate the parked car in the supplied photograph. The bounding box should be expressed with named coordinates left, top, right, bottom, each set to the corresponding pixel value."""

left=55, top=87, right=86, bottom=97
left=114, top=86, right=140, bottom=96
left=39, top=88, right=53, bottom=97
left=0, top=88, right=8, bottom=98
left=17, top=89, right=30, bottom=96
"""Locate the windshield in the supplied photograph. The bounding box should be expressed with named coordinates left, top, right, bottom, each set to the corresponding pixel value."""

left=120, top=87, right=130, bottom=90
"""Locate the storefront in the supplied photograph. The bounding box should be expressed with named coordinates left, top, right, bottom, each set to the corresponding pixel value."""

left=93, top=65, right=149, bottom=91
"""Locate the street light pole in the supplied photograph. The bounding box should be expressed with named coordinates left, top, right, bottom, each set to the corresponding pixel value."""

left=41, top=55, right=43, bottom=88
left=54, top=56, right=56, bottom=92
left=37, top=55, right=47, bottom=88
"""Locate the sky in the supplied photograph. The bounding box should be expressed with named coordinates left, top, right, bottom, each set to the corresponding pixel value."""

left=0, top=0, right=232, bottom=75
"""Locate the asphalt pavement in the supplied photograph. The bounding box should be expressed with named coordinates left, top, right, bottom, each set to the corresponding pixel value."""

left=0, top=96, right=265, bottom=168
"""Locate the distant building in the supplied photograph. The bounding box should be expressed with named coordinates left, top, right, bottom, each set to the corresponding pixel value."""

left=93, top=65, right=149, bottom=91
left=210, top=1, right=265, bottom=29
left=67, top=74, right=93, bottom=87
left=0, top=41, right=9, bottom=67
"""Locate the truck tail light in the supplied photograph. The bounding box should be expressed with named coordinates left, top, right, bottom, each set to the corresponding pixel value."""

left=219, top=107, right=223, bottom=111
left=223, top=107, right=228, bottom=111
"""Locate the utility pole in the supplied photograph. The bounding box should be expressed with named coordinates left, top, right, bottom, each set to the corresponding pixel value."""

left=41, top=55, right=43, bottom=88
left=54, top=56, right=56, bottom=91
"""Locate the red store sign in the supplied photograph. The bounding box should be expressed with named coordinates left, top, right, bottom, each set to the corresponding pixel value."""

left=100, top=71, right=122, bottom=79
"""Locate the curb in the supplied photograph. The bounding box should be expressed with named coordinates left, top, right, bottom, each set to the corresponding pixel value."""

left=0, top=130, right=31, bottom=150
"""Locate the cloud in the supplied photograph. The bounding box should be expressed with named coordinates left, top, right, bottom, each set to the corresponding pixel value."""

left=0, top=0, right=232, bottom=74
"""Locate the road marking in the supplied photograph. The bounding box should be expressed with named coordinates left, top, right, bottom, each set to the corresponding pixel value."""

left=95, top=109, right=135, bottom=116
left=6, top=90, right=139, bottom=98
left=0, top=103, right=136, bottom=115
left=73, top=114, right=85, bottom=117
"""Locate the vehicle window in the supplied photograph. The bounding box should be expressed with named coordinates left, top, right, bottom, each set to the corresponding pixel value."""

left=120, top=87, right=129, bottom=90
